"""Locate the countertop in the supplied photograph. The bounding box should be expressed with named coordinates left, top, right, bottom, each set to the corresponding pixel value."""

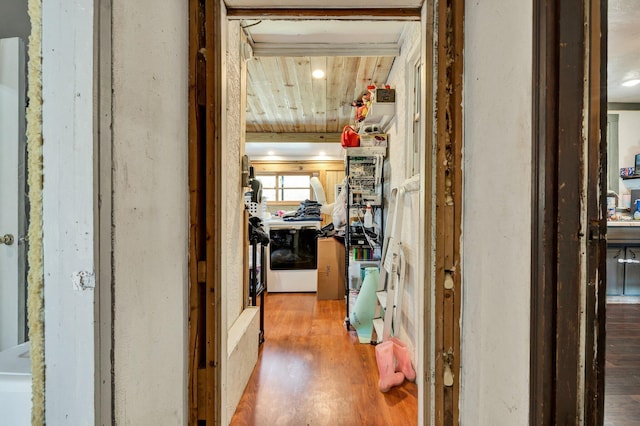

left=608, top=220, right=640, bottom=227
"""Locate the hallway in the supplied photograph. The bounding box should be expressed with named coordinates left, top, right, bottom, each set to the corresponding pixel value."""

left=231, top=293, right=418, bottom=425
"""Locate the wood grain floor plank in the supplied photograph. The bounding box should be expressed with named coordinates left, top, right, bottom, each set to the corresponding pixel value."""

left=605, top=303, right=640, bottom=425
left=231, top=293, right=418, bottom=425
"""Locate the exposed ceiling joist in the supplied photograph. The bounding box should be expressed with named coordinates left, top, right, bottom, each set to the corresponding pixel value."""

left=226, top=8, right=422, bottom=21
left=251, top=42, right=400, bottom=57
left=246, top=132, right=342, bottom=143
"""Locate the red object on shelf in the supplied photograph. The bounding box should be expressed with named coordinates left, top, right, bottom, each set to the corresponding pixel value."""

left=341, top=125, right=360, bottom=148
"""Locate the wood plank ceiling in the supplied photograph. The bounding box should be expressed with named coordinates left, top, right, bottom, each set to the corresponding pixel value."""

left=241, top=19, right=411, bottom=141
left=245, top=55, right=395, bottom=134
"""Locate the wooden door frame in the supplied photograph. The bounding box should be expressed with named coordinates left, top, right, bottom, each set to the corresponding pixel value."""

left=187, top=3, right=464, bottom=425
left=433, top=0, right=463, bottom=425
left=530, top=0, right=607, bottom=424
left=188, top=0, right=224, bottom=423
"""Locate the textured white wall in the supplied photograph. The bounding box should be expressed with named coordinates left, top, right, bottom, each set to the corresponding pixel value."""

left=611, top=110, right=640, bottom=172
left=225, top=20, right=244, bottom=333
left=223, top=19, right=259, bottom=425
left=42, top=1, right=96, bottom=423
left=111, top=0, right=188, bottom=424
left=461, top=1, right=532, bottom=424
left=384, top=22, right=420, bottom=359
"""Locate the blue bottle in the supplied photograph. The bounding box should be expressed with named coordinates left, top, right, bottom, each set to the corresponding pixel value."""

left=634, top=200, right=640, bottom=220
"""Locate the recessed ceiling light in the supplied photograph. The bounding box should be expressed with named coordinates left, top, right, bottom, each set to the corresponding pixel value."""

left=318, top=151, right=326, bottom=156
left=267, top=151, right=275, bottom=156
left=622, top=79, right=640, bottom=87
left=312, top=69, right=325, bottom=79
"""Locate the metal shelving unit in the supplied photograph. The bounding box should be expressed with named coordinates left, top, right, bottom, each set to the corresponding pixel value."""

left=343, top=147, right=386, bottom=329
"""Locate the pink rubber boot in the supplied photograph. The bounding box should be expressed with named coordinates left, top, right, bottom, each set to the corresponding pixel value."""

left=390, top=337, right=416, bottom=382
left=375, top=340, right=405, bottom=392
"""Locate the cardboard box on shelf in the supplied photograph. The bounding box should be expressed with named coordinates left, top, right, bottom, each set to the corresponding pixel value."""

left=317, top=237, right=346, bottom=300
left=359, top=133, right=388, bottom=148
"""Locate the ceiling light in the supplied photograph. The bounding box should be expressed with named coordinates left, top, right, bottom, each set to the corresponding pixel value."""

left=312, top=69, right=325, bottom=79
left=318, top=151, right=326, bottom=156
left=267, top=151, right=275, bottom=156
left=622, top=79, right=640, bottom=87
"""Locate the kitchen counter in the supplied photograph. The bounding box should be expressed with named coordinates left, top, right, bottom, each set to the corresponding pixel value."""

left=608, top=222, right=640, bottom=244
left=608, top=220, right=640, bottom=227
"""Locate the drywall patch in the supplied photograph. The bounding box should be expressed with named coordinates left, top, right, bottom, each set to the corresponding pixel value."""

left=72, top=270, right=95, bottom=290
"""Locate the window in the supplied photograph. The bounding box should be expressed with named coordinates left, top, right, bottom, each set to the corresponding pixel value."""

left=256, top=173, right=312, bottom=203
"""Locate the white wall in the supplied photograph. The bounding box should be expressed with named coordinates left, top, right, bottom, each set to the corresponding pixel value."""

left=111, top=0, right=188, bottom=424
left=384, top=22, right=421, bottom=361
left=42, top=1, right=96, bottom=423
left=613, top=110, right=640, bottom=169
left=0, top=1, right=30, bottom=42
left=462, top=1, right=532, bottom=425
left=611, top=110, right=640, bottom=196
left=223, top=18, right=261, bottom=424
left=225, top=20, right=245, bottom=341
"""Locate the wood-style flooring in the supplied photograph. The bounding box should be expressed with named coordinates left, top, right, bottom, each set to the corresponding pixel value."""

left=605, top=303, right=640, bottom=426
left=231, top=293, right=418, bottom=426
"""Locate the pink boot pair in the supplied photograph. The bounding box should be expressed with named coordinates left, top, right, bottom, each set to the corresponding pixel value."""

left=375, top=337, right=416, bottom=392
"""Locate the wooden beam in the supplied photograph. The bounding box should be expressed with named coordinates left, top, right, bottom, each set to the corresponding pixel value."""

left=584, top=0, right=607, bottom=423
left=435, top=1, right=464, bottom=425
left=246, top=132, right=341, bottom=143
left=189, top=0, right=223, bottom=423
left=226, top=8, right=422, bottom=20
left=251, top=42, right=400, bottom=57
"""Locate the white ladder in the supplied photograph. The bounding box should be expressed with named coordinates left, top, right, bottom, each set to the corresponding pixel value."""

left=372, top=185, right=407, bottom=343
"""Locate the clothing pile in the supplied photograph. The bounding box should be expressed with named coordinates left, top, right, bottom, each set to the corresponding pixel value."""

left=283, top=199, right=323, bottom=221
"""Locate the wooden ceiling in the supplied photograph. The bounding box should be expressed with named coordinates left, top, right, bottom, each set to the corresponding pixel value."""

left=245, top=55, right=395, bottom=136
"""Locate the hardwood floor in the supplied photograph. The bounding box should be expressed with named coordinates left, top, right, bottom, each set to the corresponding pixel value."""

left=231, top=293, right=418, bottom=426
left=605, top=303, right=640, bottom=426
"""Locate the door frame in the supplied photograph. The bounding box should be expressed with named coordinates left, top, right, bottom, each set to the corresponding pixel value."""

left=187, top=2, right=462, bottom=425
left=530, top=0, right=607, bottom=423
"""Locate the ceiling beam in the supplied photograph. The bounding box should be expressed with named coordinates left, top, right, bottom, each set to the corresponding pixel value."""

left=227, top=8, right=422, bottom=21
left=246, top=132, right=342, bottom=143
left=251, top=42, right=400, bottom=57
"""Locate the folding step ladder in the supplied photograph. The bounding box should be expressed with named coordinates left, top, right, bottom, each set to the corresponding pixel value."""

left=372, top=185, right=407, bottom=344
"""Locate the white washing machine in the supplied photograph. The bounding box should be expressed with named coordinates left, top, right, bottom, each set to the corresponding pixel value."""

left=264, top=219, right=321, bottom=293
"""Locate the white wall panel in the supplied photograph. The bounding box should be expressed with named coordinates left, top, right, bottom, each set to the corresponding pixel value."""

left=42, top=1, right=95, bottom=423
left=461, top=1, right=533, bottom=424
left=111, top=0, right=189, bottom=424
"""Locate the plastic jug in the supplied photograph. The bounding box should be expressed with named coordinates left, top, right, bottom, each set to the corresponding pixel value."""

left=363, top=204, right=373, bottom=228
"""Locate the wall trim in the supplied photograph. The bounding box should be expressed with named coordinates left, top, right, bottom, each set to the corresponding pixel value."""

left=94, top=0, right=113, bottom=423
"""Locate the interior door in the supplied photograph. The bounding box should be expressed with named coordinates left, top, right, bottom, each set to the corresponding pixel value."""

left=0, top=37, right=27, bottom=351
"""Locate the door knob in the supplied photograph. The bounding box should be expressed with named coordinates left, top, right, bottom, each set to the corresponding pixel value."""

left=0, top=234, right=14, bottom=245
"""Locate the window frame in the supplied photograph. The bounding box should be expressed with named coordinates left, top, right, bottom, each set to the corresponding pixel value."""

left=255, top=171, right=313, bottom=205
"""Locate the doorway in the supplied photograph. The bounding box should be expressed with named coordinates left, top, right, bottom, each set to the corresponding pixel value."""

left=604, top=0, right=640, bottom=423
left=192, top=2, right=442, bottom=422
left=235, top=16, right=422, bottom=425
